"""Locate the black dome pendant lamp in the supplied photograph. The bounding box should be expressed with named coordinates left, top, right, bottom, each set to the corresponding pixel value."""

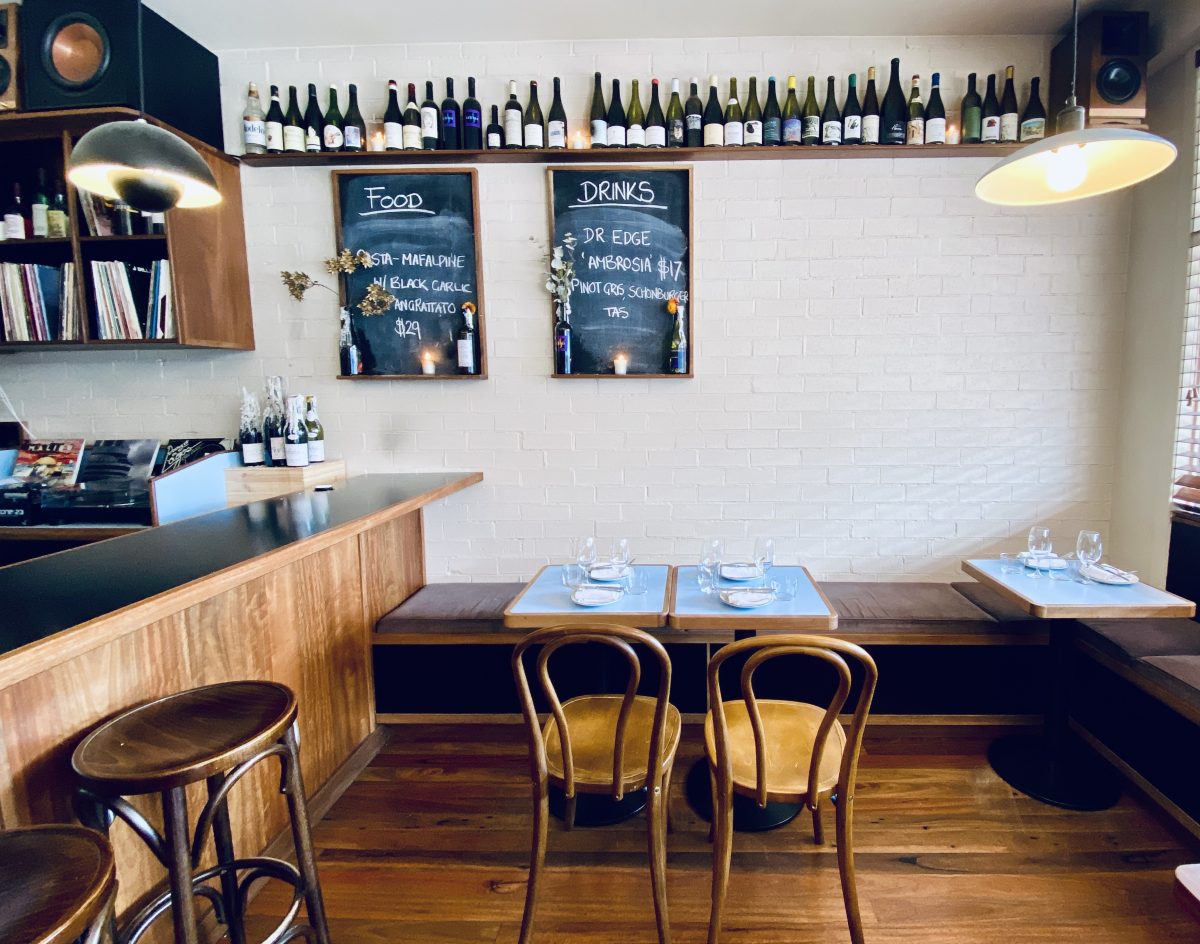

left=67, top=0, right=221, bottom=212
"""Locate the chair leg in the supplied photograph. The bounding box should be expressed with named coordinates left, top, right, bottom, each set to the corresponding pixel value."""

left=707, top=766, right=717, bottom=844
left=162, top=787, right=201, bottom=944
left=811, top=798, right=825, bottom=846
left=707, top=773, right=733, bottom=944
left=564, top=793, right=577, bottom=831
left=835, top=792, right=865, bottom=944
left=646, top=771, right=671, bottom=944
left=663, top=759, right=675, bottom=835
left=282, top=725, right=332, bottom=944
left=518, top=778, right=549, bottom=944
left=207, top=773, right=247, bottom=944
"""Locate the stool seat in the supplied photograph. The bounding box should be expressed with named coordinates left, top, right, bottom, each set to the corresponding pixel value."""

left=73, top=681, right=297, bottom=793
left=0, top=825, right=115, bottom=944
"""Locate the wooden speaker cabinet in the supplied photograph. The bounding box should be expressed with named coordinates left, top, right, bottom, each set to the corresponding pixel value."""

left=1050, top=11, right=1149, bottom=131
left=0, top=4, right=18, bottom=111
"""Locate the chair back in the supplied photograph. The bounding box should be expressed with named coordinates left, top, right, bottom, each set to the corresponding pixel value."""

left=512, top=623, right=672, bottom=801
left=707, top=634, right=878, bottom=807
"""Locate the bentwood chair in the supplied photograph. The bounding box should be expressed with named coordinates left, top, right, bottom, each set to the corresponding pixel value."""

left=705, top=635, right=878, bottom=944
left=512, top=623, right=681, bottom=944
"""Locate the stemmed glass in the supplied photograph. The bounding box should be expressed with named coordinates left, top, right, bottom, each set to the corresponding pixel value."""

left=571, top=537, right=596, bottom=568
left=1076, top=530, right=1103, bottom=583
left=754, top=537, right=775, bottom=578
left=1027, top=526, right=1052, bottom=579
left=608, top=538, right=631, bottom=568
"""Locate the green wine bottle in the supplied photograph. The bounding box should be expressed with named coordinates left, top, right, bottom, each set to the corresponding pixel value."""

left=782, top=75, right=802, bottom=144
left=723, top=77, right=743, bottom=146
left=906, top=74, right=924, bottom=145
left=626, top=78, right=646, bottom=147
left=646, top=78, right=666, bottom=147
left=762, top=76, right=782, bottom=145
left=743, top=76, right=762, bottom=144
left=702, top=75, right=723, bottom=146
left=666, top=78, right=685, bottom=146
left=801, top=75, right=820, bottom=144
left=842, top=74, right=862, bottom=144
left=820, top=75, right=841, bottom=145
left=961, top=73, right=982, bottom=143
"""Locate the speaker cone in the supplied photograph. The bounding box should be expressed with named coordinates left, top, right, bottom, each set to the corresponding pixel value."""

left=1095, top=58, right=1141, bottom=105
left=42, top=14, right=109, bottom=90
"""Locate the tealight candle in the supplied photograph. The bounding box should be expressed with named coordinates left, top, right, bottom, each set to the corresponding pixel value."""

left=572, top=130, right=590, bottom=150
left=946, top=123, right=961, bottom=145
left=370, top=130, right=385, bottom=152
left=614, top=354, right=629, bottom=375
left=421, top=351, right=435, bottom=375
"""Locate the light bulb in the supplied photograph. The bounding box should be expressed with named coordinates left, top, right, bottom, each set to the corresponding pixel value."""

left=1045, top=144, right=1088, bottom=194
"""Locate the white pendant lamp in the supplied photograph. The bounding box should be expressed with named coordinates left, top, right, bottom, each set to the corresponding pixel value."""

left=67, top=1, right=221, bottom=212
left=975, top=0, right=1177, bottom=206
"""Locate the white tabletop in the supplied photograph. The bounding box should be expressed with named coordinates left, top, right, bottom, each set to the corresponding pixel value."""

left=669, top=565, right=837, bottom=631
left=503, top=564, right=671, bottom=628
left=962, top=558, right=1196, bottom=620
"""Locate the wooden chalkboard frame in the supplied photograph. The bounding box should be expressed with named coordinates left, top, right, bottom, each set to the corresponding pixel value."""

left=546, top=165, right=694, bottom=380
left=331, top=168, right=488, bottom=381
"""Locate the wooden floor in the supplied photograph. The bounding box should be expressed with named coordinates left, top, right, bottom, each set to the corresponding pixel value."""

left=248, top=723, right=1200, bottom=943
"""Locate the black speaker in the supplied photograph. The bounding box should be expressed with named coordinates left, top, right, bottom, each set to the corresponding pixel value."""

left=20, top=0, right=222, bottom=149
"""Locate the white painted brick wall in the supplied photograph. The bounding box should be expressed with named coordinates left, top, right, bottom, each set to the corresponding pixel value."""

left=0, top=34, right=1131, bottom=582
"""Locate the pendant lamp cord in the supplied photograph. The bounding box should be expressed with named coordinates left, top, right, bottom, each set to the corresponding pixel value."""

left=136, top=0, right=146, bottom=116
left=1069, top=0, right=1079, bottom=106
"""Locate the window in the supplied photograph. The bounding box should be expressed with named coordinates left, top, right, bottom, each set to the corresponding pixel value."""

left=1172, top=51, right=1200, bottom=513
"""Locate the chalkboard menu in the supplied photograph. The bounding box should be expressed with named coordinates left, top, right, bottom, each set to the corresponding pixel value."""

left=548, top=167, right=693, bottom=378
left=333, top=169, right=485, bottom=378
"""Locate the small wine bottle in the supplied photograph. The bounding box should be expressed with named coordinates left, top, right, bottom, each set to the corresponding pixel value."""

left=762, top=76, right=782, bottom=145
left=263, top=377, right=286, bottom=466
left=47, top=182, right=69, bottom=238
left=743, top=76, right=762, bottom=145
left=524, top=80, right=544, bottom=149
left=303, top=84, right=323, bottom=152
left=782, top=75, right=802, bottom=144
left=554, top=310, right=571, bottom=375
left=242, top=82, right=266, bottom=154
left=421, top=81, right=440, bottom=149
left=668, top=301, right=688, bottom=374
left=881, top=59, right=907, bottom=145
left=383, top=80, right=403, bottom=151
left=457, top=307, right=479, bottom=375
left=723, top=77, right=743, bottom=146
left=343, top=83, right=366, bottom=152
left=239, top=398, right=265, bottom=465
left=821, top=75, right=842, bottom=145
left=862, top=67, right=880, bottom=144
left=685, top=78, right=704, bottom=146
left=463, top=77, right=483, bottom=149
left=30, top=169, right=48, bottom=238
left=403, top=83, right=423, bottom=150
left=626, top=79, right=646, bottom=147
left=304, top=396, right=325, bottom=463
left=3, top=184, right=24, bottom=240
left=284, top=396, right=310, bottom=468
left=801, top=76, right=820, bottom=145
left=486, top=104, right=504, bottom=149
left=961, top=73, right=983, bottom=143
left=547, top=77, right=567, bottom=148
left=590, top=72, right=607, bottom=148
left=322, top=86, right=344, bottom=151
left=906, top=75, right=924, bottom=145
left=1020, top=76, right=1047, bottom=142
left=702, top=75, right=723, bottom=146
left=981, top=73, right=1001, bottom=142
left=606, top=78, right=627, bottom=147
left=646, top=79, right=666, bottom=147
left=666, top=78, right=685, bottom=146
left=265, top=84, right=285, bottom=153
left=1000, top=65, right=1019, bottom=143
left=842, top=74, right=862, bottom=144
left=504, top=80, right=523, bottom=148
left=925, top=73, right=946, bottom=144
left=440, top=78, right=462, bottom=150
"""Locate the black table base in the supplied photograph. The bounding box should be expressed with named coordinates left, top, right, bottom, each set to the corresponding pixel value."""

left=547, top=785, right=648, bottom=827
left=683, top=759, right=801, bottom=832
left=988, top=732, right=1121, bottom=811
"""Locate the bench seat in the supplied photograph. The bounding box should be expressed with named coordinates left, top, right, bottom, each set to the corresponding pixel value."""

left=376, top=582, right=526, bottom=636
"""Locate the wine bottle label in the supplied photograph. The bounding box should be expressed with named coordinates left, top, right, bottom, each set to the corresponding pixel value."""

left=487, top=131, right=502, bottom=148
left=703, top=123, right=723, bottom=146
left=3, top=214, right=23, bottom=239
left=763, top=117, right=781, bottom=143
left=344, top=126, right=362, bottom=148
left=548, top=120, right=566, bottom=148
left=403, top=124, right=422, bottom=149
left=822, top=120, right=842, bottom=144
left=885, top=121, right=906, bottom=144
left=963, top=108, right=982, bottom=141
left=861, top=114, right=880, bottom=144
left=465, top=108, right=482, bottom=128
left=668, top=119, right=685, bottom=145
left=241, top=442, right=265, bottom=464
left=686, top=114, right=702, bottom=131
left=283, top=125, right=305, bottom=151
left=525, top=124, right=544, bottom=147
left=1020, top=118, right=1046, bottom=142
left=783, top=117, right=802, bottom=143
left=442, top=109, right=458, bottom=130
left=844, top=115, right=861, bottom=139
left=266, top=122, right=284, bottom=150
left=284, top=443, right=310, bottom=467
left=384, top=121, right=404, bottom=149
left=981, top=116, right=1001, bottom=142
left=1000, top=114, right=1019, bottom=142
left=591, top=119, right=608, bottom=143
left=243, top=119, right=266, bottom=147
left=457, top=338, right=475, bottom=369
left=802, top=115, right=820, bottom=140
left=925, top=117, right=946, bottom=144
left=906, top=118, right=924, bottom=145
left=323, top=124, right=343, bottom=148
left=607, top=125, right=627, bottom=146
left=723, top=121, right=743, bottom=146
left=504, top=110, right=523, bottom=144
left=743, top=120, right=762, bottom=144
left=646, top=125, right=666, bottom=147
left=307, top=440, right=326, bottom=463
left=47, top=211, right=68, bottom=238
left=422, top=108, right=439, bottom=139
left=31, top=205, right=48, bottom=237
left=306, top=127, right=321, bottom=150
left=269, top=437, right=285, bottom=462
left=627, top=124, right=646, bottom=146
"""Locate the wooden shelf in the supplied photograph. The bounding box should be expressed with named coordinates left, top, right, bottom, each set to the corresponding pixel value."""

left=0, top=237, right=74, bottom=247
left=553, top=372, right=692, bottom=379
left=78, top=234, right=168, bottom=243
left=241, top=142, right=1021, bottom=168
left=337, top=373, right=486, bottom=381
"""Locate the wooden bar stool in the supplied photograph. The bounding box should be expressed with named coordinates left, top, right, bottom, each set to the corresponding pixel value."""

left=0, top=825, right=117, bottom=944
left=71, top=681, right=330, bottom=944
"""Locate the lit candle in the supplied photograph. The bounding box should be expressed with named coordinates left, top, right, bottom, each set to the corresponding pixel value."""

left=946, top=123, right=961, bottom=145
left=614, top=353, right=629, bottom=375
left=572, top=129, right=590, bottom=150
left=370, top=131, right=385, bottom=152
left=421, top=351, right=435, bottom=375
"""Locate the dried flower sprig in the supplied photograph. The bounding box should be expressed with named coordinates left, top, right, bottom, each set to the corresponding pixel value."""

left=280, top=248, right=392, bottom=314
left=545, top=233, right=578, bottom=320
left=324, top=248, right=374, bottom=276
left=281, top=270, right=324, bottom=302
left=358, top=282, right=395, bottom=316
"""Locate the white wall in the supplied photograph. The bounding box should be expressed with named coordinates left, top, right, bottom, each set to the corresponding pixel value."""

left=1, top=35, right=1135, bottom=582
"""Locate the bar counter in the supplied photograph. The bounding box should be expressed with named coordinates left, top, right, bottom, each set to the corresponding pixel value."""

left=0, top=470, right=480, bottom=923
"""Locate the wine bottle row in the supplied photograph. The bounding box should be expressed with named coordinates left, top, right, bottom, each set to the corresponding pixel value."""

left=242, top=59, right=1046, bottom=156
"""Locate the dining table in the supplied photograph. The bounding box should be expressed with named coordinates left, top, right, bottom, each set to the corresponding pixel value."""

left=961, top=558, right=1196, bottom=811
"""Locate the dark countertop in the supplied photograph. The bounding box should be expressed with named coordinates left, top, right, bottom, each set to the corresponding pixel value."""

left=0, top=472, right=479, bottom=660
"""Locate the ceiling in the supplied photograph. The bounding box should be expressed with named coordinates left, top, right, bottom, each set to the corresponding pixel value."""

left=144, top=0, right=1132, bottom=50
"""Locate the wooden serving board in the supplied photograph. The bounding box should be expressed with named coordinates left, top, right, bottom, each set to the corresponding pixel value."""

left=225, top=459, right=346, bottom=505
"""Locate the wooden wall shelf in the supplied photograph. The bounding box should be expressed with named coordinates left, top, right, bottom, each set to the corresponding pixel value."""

left=240, top=142, right=1021, bottom=168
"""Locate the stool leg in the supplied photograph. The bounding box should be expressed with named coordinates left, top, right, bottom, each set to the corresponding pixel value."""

left=207, top=773, right=247, bottom=944
left=282, top=724, right=331, bottom=944
left=162, top=786, right=201, bottom=944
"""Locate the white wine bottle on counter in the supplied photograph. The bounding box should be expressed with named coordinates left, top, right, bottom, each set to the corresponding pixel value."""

left=242, top=82, right=267, bottom=154
left=285, top=396, right=310, bottom=468
left=305, top=396, right=325, bottom=463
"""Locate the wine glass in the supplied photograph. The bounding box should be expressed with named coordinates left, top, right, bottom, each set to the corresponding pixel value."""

left=1027, top=526, right=1052, bottom=579
left=571, top=536, right=596, bottom=568
left=609, top=538, right=631, bottom=567
left=754, top=537, right=775, bottom=577
left=1076, top=530, right=1103, bottom=582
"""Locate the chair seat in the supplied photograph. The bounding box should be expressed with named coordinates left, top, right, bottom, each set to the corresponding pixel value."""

left=0, top=826, right=115, bottom=944
left=543, top=695, right=681, bottom=793
left=704, top=699, right=846, bottom=802
left=73, top=681, right=297, bottom=794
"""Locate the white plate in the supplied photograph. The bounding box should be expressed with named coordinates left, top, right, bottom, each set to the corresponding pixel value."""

left=1080, top=565, right=1139, bottom=586
left=720, top=562, right=763, bottom=581
left=1019, top=555, right=1068, bottom=570
left=571, top=586, right=624, bottom=607
left=588, top=564, right=630, bottom=582
left=719, top=588, right=776, bottom=609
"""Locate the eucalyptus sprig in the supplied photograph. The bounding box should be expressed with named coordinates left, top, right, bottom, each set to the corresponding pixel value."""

left=280, top=248, right=395, bottom=316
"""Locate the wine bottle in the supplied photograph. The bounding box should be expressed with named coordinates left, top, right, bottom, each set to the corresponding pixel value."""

left=283, top=85, right=305, bottom=153
left=1020, top=76, right=1047, bottom=142
left=590, top=72, right=607, bottom=148
left=685, top=78, right=704, bottom=146
left=31, top=169, right=48, bottom=238
left=263, top=377, right=286, bottom=466
left=47, top=183, right=69, bottom=238
left=782, top=75, right=802, bottom=144
left=2, top=184, right=24, bottom=240
left=906, top=75, right=924, bottom=145
left=504, top=80, right=523, bottom=148
left=265, top=84, right=285, bottom=153
left=702, top=75, right=723, bottom=146
left=239, top=423, right=264, bottom=466
left=457, top=307, right=478, bottom=375
left=463, top=77, right=484, bottom=149
left=403, top=83, right=423, bottom=150
left=743, top=76, right=762, bottom=144
left=646, top=79, right=666, bottom=147
left=723, top=77, right=743, bottom=146
left=925, top=72, right=946, bottom=144
left=284, top=396, right=310, bottom=468
left=981, top=73, right=1001, bottom=143
left=547, top=76, right=567, bottom=148
left=384, top=81, right=403, bottom=149
left=486, top=104, right=504, bottom=149
left=821, top=75, right=842, bottom=145
left=842, top=74, right=862, bottom=144
left=303, top=84, right=323, bottom=152
left=626, top=78, right=646, bottom=147
left=440, top=78, right=461, bottom=150
left=762, top=76, right=782, bottom=145
left=801, top=76, right=820, bottom=145
left=322, top=86, right=344, bottom=151
left=524, top=80, right=544, bottom=148
left=343, top=83, right=366, bottom=152
left=304, top=396, right=326, bottom=463
left=421, top=81, right=440, bottom=149
left=961, top=73, right=982, bottom=143
left=242, top=82, right=266, bottom=154
left=862, top=67, right=880, bottom=144
left=999, top=65, right=1019, bottom=143
left=554, top=310, right=572, bottom=375
left=666, top=78, right=685, bottom=146
left=881, top=59, right=906, bottom=145
left=606, top=78, right=627, bottom=147
left=668, top=301, right=687, bottom=374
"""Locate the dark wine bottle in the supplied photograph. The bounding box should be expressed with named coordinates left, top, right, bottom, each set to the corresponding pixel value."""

left=343, top=83, right=366, bottom=152
left=626, top=79, right=645, bottom=147
left=265, top=84, right=285, bottom=153
left=524, top=80, right=544, bottom=149
left=283, top=85, right=305, bottom=153
left=384, top=79, right=404, bottom=151
left=403, top=83, right=422, bottom=150
left=666, top=78, right=685, bottom=146
left=422, top=81, right=440, bottom=149
left=999, top=65, right=1019, bottom=143
left=303, top=83, right=322, bottom=152
left=782, top=75, right=802, bottom=144
left=743, top=76, right=762, bottom=144
left=880, top=58, right=906, bottom=145
left=547, top=76, right=567, bottom=148
left=1020, top=76, right=1047, bottom=142
left=685, top=78, right=704, bottom=146
left=862, top=67, right=880, bottom=144
left=486, top=104, right=504, bottom=149
left=321, top=85, right=343, bottom=152
left=925, top=72, right=946, bottom=144
left=702, top=75, right=723, bottom=146
left=440, top=78, right=462, bottom=150
left=554, top=312, right=572, bottom=375
left=463, top=77, right=483, bottom=149
left=457, top=307, right=478, bottom=375
left=961, top=73, right=982, bottom=143
left=590, top=72, right=607, bottom=148
left=762, top=76, right=782, bottom=145
left=981, top=73, right=1001, bottom=143
left=723, top=77, right=743, bottom=146
left=503, top=80, right=523, bottom=148
left=820, top=75, right=842, bottom=145
left=607, top=78, right=627, bottom=147
left=906, top=74, right=924, bottom=145
left=842, top=74, right=862, bottom=144
left=645, top=79, right=666, bottom=147
left=801, top=76, right=820, bottom=145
